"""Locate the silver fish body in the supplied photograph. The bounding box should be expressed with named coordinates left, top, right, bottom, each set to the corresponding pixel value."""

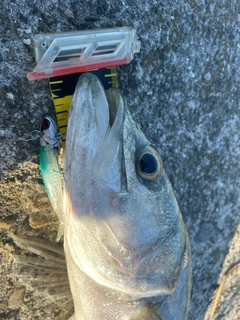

left=63, top=73, right=191, bottom=320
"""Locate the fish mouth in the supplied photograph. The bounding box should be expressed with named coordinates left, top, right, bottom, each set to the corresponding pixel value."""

left=68, top=73, right=126, bottom=192
left=105, top=87, right=122, bottom=127
left=74, top=72, right=124, bottom=146
left=86, top=74, right=126, bottom=193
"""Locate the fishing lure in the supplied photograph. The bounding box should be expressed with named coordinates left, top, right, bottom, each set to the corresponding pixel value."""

left=39, top=116, right=64, bottom=241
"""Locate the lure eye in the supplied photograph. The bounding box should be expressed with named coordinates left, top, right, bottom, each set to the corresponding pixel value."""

left=137, top=146, right=162, bottom=181
left=41, top=118, right=50, bottom=130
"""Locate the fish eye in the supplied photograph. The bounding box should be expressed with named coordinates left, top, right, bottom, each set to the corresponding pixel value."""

left=137, top=146, right=162, bottom=181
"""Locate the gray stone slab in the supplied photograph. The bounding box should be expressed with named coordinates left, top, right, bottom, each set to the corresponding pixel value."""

left=0, top=0, right=239, bottom=319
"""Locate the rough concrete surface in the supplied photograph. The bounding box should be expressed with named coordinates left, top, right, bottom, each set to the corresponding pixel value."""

left=0, top=0, right=240, bottom=319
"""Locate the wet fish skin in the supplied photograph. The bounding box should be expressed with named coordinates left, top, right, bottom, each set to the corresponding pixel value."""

left=63, top=73, right=191, bottom=320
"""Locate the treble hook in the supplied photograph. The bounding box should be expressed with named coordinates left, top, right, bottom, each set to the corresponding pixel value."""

left=23, top=130, right=42, bottom=141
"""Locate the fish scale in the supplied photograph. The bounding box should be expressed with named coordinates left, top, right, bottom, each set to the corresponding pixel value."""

left=11, top=73, right=191, bottom=320
left=63, top=73, right=191, bottom=319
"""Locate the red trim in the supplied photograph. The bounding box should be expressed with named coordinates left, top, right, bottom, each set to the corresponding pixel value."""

left=27, top=58, right=129, bottom=81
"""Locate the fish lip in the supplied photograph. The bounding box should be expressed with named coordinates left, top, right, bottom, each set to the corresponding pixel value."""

left=90, top=78, right=126, bottom=192
left=105, top=88, right=120, bottom=126
left=75, top=73, right=119, bottom=150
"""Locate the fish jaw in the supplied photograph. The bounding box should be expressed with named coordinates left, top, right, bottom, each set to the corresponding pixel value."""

left=64, top=175, right=187, bottom=298
left=63, top=73, right=191, bottom=304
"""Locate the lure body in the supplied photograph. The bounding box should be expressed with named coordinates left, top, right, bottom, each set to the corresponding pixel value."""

left=39, top=117, right=64, bottom=240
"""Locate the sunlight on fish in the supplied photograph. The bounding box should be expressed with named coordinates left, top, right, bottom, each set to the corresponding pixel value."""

left=11, top=73, right=191, bottom=320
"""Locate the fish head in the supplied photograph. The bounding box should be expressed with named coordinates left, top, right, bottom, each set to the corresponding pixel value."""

left=64, top=73, right=187, bottom=298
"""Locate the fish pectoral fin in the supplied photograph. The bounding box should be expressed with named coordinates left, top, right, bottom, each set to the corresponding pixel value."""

left=131, top=306, right=163, bottom=320
left=10, top=232, right=73, bottom=315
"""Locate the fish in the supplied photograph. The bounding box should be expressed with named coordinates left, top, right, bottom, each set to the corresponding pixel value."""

left=63, top=73, right=192, bottom=319
left=11, top=73, right=191, bottom=320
